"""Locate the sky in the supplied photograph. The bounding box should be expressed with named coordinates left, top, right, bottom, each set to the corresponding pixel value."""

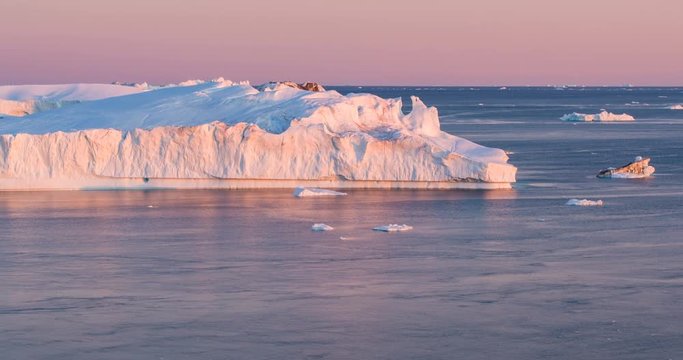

left=1, top=0, right=682, bottom=86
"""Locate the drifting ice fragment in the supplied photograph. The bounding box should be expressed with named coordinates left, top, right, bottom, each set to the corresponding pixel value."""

left=311, top=223, right=334, bottom=231
left=373, top=224, right=413, bottom=232
left=597, top=156, right=655, bottom=179
left=565, top=199, right=604, bottom=206
left=293, top=187, right=347, bottom=198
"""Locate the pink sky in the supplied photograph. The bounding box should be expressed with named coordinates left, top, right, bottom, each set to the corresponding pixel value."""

left=1, top=0, right=682, bottom=85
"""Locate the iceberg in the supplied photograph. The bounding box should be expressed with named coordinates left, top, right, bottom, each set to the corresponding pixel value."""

left=669, top=104, right=683, bottom=110
left=597, top=156, right=655, bottom=179
left=373, top=224, right=413, bottom=232
left=311, top=223, right=334, bottom=231
left=0, top=79, right=517, bottom=190
left=560, top=111, right=635, bottom=122
left=565, top=199, right=604, bottom=206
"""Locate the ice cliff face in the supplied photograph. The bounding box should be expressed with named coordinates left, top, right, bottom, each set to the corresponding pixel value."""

left=0, top=80, right=516, bottom=190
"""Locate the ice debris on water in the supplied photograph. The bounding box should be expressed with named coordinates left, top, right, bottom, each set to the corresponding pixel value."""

left=311, top=223, right=334, bottom=231
left=597, top=156, right=655, bottom=179
left=565, top=199, right=604, bottom=206
left=293, top=187, right=347, bottom=198
left=373, top=224, right=413, bottom=232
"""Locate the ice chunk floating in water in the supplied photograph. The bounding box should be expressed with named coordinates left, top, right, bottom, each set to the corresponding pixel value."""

left=311, top=223, right=334, bottom=231
left=293, top=187, right=348, bottom=198
left=560, top=111, right=635, bottom=122
left=373, top=224, right=414, bottom=232
left=670, top=104, right=683, bottom=110
left=565, top=199, right=604, bottom=206
left=0, top=79, right=516, bottom=190
left=597, top=156, right=655, bottom=179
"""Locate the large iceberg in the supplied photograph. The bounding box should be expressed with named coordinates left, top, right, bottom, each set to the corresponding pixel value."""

left=0, top=79, right=516, bottom=190
left=560, top=111, right=635, bottom=122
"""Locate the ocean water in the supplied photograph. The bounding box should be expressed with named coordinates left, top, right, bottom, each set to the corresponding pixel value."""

left=1, top=87, right=682, bottom=359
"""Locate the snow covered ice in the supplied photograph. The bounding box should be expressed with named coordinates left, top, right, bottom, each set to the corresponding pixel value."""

left=560, top=111, right=635, bottom=122
left=293, top=187, right=347, bottom=198
left=373, top=224, right=414, bottom=232
left=0, top=83, right=146, bottom=117
left=0, top=79, right=517, bottom=190
left=311, top=223, right=334, bottom=231
left=565, top=199, right=604, bottom=206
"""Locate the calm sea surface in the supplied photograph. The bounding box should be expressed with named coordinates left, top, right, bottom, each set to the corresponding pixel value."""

left=1, top=87, right=682, bottom=359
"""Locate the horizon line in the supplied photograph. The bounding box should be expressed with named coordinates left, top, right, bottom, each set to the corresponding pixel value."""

left=2, top=81, right=682, bottom=88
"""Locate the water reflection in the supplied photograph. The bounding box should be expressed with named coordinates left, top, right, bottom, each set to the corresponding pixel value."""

left=0, top=188, right=681, bottom=359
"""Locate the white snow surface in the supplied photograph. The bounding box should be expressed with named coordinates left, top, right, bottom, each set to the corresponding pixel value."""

left=293, top=187, right=348, bottom=197
left=0, top=83, right=147, bottom=116
left=373, top=224, right=414, bottom=232
left=565, top=199, right=604, bottom=206
left=670, top=104, right=683, bottom=110
left=0, top=80, right=516, bottom=190
left=311, top=223, right=334, bottom=231
left=560, top=111, right=635, bottom=122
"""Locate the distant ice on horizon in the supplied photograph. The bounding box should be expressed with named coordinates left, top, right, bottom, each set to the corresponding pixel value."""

left=560, top=111, right=635, bottom=122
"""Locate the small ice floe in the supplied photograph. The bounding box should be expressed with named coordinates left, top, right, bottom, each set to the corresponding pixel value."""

left=565, top=199, right=604, bottom=206
left=293, top=187, right=347, bottom=198
left=499, top=86, right=508, bottom=90
left=560, top=111, right=635, bottom=122
left=669, top=104, right=683, bottom=110
left=311, top=223, right=334, bottom=231
left=597, top=156, right=655, bottom=179
left=146, top=205, right=157, bottom=208
left=373, top=224, right=413, bottom=232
